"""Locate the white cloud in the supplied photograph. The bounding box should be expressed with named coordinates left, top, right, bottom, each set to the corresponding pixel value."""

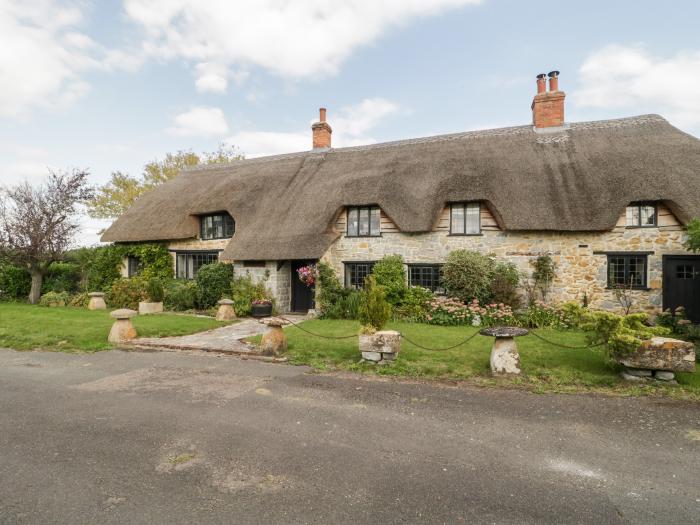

left=0, top=1, right=143, bottom=118
left=124, top=0, right=481, bottom=91
left=573, top=44, right=700, bottom=127
left=228, top=97, right=399, bottom=157
left=167, top=106, right=229, bottom=137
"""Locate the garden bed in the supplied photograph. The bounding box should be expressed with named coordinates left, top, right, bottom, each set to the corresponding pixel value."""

left=253, top=319, right=700, bottom=400
left=0, top=303, right=231, bottom=352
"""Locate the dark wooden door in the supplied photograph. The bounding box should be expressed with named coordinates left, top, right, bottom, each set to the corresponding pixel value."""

left=663, top=256, right=700, bottom=323
left=291, top=260, right=316, bottom=312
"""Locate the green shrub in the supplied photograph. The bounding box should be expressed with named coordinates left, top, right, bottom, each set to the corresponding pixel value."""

left=490, top=261, right=520, bottom=308
left=371, top=255, right=406, bottom=305
left=195, top=263, right=233, bottom=309
left=519, top=301, right=564, bottom=328
left=43, top=262, right=81, bottom=294
left=582, top=311, right=671, bottom=357
left=324, top=289, right=362, bottom=320
left=0, top=261, right=31, bottom=300
left=394, top=286, right=433, bottom=322
left=442, top=250, right=495, bottom=304
left=316, top=262, right=345, bottom=316
left=230, top=274, right=272, bottom=317
left=145, top=277, right=165, bottom=303
left=531, top=255, right=557, bottom=302
left=106, top=278, right=145, bottom=310
left=69, top=292, right=90, bottom=308
left=358, top=275, right=391, bottom=333
left=39, top=291, right=70, bottom=307
left=164, top=280, right=197, bottom=311
left=560, top=301, right=587, bottom=329
left=86, top=246, right=126, bottom=292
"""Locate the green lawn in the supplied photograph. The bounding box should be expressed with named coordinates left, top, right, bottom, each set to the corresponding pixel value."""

left=268, top=319, right=700, bottom=399
left=0, top=303, right=230, bottom=352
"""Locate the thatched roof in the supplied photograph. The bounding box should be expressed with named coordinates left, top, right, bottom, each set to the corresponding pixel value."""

left=101, top=114, right=700, bottom=261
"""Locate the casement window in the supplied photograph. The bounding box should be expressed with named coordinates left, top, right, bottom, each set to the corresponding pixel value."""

left=607, top=254, right=648, bottom=289
left=625, top=203, right=657, bottom=228
left=347, top=206, right=381, bottom=237
left=408, top=264, right=444, bottom=292
left=200, top=213, right=235, bottom=240
left=344, top=262, right=376, bottom=289
left=127, top=256, right=140, bottom=278
left=176, top=251, right=219, bottom=279
left=449, top=202, right=481, bottom=235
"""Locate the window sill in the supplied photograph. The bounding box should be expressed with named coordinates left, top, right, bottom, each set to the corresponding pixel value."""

left=199, top=236, right=234, bottom=241
left=345, top=234, right=382, bottom=238
left=624, top=226, right=658, bottom=229
left=447, top=233, right=483, bottom=237
left=605, top=286, right=651, bottom=291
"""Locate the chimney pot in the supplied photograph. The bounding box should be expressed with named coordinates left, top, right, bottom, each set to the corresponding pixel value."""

left=536, top=73, right=547, bottom=94
left=319, top=107, right=327, bottom=122
left=548, top=70, right=560, bottom=91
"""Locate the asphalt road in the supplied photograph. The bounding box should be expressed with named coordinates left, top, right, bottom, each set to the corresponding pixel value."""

left=0, top=348, right=698, bottom=525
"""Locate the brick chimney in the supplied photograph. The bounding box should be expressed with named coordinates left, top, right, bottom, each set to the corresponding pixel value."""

left=531, top=71, right=565, bottom=129
left=312, top=107, right=332, bottom=149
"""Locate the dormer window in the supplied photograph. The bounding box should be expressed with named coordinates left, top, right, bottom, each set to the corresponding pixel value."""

left=450, top=202, right=480, bottom=235
left=347, top=206, right=380, bottom=237
left=625, top=202, right=657, bottom=228
left=200, top=213, right=235, bottom=240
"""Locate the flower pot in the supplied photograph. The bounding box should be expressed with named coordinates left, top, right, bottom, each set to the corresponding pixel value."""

left=138, top=301, right=163, bottom=315
left=251, top=303, right=273, bottom=318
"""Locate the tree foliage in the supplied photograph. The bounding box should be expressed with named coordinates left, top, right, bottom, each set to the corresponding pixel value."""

left=371, top=254, right=406, bottom=306
left=88, top=145, right=243, bottom=219
left=358, top=275, right=391, bottom=333
left=685, top=218, right=700, bottom=252
left=0, top=169, right=93, bottom=303
left=442, top=250, right=495, bottom=304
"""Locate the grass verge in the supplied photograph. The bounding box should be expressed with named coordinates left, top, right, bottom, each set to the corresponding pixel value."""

left=0, top=303, right=231, bottom=352
left=254, top=319, right=700, bottom=400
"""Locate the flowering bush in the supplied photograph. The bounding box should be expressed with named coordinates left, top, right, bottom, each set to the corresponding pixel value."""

left=425, top=297, right=516, bottom=327
left=519, top=300, right=567, bottom=328
left=296, top=264, right=317, bottom=287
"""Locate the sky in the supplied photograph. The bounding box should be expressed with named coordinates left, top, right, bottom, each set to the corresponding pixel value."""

left=1, top=0, right=700, bottom=246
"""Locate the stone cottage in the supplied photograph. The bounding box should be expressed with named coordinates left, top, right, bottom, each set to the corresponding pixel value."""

left=102, top=72, right=700, bottom=322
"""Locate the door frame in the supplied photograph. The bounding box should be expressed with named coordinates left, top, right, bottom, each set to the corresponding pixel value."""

left=290, top=259, right=317, bottom=313
left=662, top=254, right=700, bottom=317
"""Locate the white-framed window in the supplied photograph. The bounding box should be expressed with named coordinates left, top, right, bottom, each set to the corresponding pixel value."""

left=625, top=203, right=657, bottom=228
left=450, top=202, right=480, bottom=235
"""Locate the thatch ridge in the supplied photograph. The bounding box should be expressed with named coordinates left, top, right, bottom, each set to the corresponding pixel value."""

left=102, top=114, right=700, bottom=261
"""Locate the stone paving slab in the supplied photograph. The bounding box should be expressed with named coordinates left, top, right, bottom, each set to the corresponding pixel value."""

left=129, top=315, right=307, bottom=354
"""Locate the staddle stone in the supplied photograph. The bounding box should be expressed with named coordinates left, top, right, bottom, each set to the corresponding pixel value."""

left=216, top=299, right=236, bottom=321
left=87, top=292, right=106, bottom=311
left=108, top=309, right=137, bottom=344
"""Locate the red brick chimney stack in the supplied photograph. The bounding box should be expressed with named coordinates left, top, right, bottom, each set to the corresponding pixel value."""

left=312, top=107, right=332, bottom=149
left=532, top=70, right=565, bottom=129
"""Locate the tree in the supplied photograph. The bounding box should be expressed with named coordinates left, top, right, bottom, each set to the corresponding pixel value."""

left=0, top=170, right=94, bottom=304
left=684, top=218, right=700, bottom=252
left=88, top=144, right=243, bottom=219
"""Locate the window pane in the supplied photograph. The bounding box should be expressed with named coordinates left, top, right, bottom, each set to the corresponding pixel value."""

left=213, top=215, right=223, bottom=238
left=409, top=265, right=442, bottom=291
left=187, top=255, right=194, bottom=279
left=626, top=206, right=640, bottom=227
left=359, top=208, right=370, bottom=236
left=465, top=203, right=480, bottom=234
left=629, top=257, right=645, bottom=286
left=347, top=208, right=359, bottom=236
left=224, top=215, right=235, bottom=237
left=370, top=207, right=380, bottom=236
left=346, top=263, right=374, bottom=288
left=640, top=205, right=656, bottom=226
left=176, top=254, right=186, bottom=279
left=609, top=257, right=626, bottom=286
left=451, top=205, right=465, bottom=234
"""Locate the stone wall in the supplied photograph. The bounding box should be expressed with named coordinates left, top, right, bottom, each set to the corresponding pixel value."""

left=231, top=261, right=291, bottom=313
left=322, top=203, right=689, bottom=315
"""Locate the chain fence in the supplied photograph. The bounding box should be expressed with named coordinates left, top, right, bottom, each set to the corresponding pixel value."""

left=278, top=316, right=606, bottom=352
